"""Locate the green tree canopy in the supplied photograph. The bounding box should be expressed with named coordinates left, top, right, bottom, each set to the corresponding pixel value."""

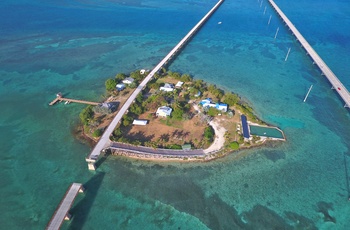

left=172, top=108, right=184, bottom=120
left=204, top=126, right=215, bottom=141
left=180, top=74, right=192, bottom=82
left=130, top=103, right=143, bottom=115
left=105, top=78, right=117, bottom=91
left=115, top=73, right=127, bottom=81
left=92, top=129, right=103, bottom=138
left=122, top=114, right=133, bottom=127
left=79, top=106, right=94, bottom=125
left=223, top=93, right=240, bottom=106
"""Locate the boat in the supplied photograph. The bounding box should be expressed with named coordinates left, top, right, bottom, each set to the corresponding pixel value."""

left=218, top=21, right=222, bottom=24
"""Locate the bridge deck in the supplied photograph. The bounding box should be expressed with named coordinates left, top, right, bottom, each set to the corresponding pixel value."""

left=268, top=0, right=350, bottom=108
left=46, top=183, right=83, bottom=230
left=86, top=0, right=224, bottom=165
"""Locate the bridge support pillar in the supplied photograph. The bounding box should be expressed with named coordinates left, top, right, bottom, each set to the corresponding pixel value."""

left=64, top=213, right=72, bottom=221
left=88, top=163, right=96, bottom=171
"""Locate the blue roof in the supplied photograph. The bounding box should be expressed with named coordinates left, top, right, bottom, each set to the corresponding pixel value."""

left=241, top=115, right=250, bottom=138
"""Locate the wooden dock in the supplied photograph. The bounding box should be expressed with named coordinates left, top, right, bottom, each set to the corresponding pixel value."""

left=268, top=0, right=350, bottom=108
left=46, top=183, right=84, bottom=230
left=49, top=97, right=99, bottom=106
left=85, top=0, right=225, bottom=170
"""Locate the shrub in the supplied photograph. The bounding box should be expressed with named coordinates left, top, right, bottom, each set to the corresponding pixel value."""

left=92, top=129, right=103, bottom=138
left=229, top=141, right=239, bottom=150
left=204, top=126, right=215, bottom=141
left=105, top=78, right=116, bottom=91
left=79, top=106, right=94, bottom=125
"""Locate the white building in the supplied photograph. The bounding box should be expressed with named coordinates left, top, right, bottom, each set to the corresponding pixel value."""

left=116, top=83, right=125, bottom=91
left=159, top=83, right=174, bottom=92
left=175, top=81, right=184, bottom=88
left=122, top=77, right=135, bottom=85
left=156, top=106, right=172, bottom=117
left=132, top=119, right=148, bottom=125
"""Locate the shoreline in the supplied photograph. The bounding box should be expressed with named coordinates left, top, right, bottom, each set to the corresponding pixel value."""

left=75, top=70, right=286, bottom=163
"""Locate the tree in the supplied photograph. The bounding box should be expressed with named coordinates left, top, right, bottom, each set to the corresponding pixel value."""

left=172, top=108, right=184, bottom=120
left=223, top=93, right=240, bottom=106
left=115, top=73, right=127, bottom=81
left=130, top=103, right=143, bottom=115
left=171, top=72, right=181, bottom=79
left=79, top=106, right=94, bottom=125
left=207, top=107, right=218, bottom=117
left=122, top=114, right=133, bottom=127
left=105, top=78, right=116, bottom=91
left=204, top=126, right=215, bottom=141
left=92, top=129, right=103, bottom=138
left=180, top=74, right=192, bottom=82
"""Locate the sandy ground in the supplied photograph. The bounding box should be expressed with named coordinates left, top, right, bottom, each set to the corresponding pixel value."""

left=203, top=119, right=227, bottom=154
left=192, top=103, right=227, bottom=154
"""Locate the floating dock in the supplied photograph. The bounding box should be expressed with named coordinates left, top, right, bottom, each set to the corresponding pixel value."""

left=46, top=183, right=84, bottom=230
left=85, top=0, right=225, bottom=170
left=268, top=0, right=350, bottom=108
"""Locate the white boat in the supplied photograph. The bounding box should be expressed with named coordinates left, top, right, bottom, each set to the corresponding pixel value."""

left=218, top=21, right=222, bottom=24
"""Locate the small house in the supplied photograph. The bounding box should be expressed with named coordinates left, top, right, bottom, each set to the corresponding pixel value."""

left=156, top=106, right=172, bottom=117
left=159, top=83, right=174, bottom=92
left=175, top=81, right=184, bottom=88
left=132, top=119, right=148, bottom=126
left=122, top=77, right=134, bottom=85
left=116, top=83, right=125, bottom=91
left=140, top=69, right=146, bottom=75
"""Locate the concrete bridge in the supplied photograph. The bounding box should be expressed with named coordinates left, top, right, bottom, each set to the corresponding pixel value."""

left=268, top=0, right=350, bottom=108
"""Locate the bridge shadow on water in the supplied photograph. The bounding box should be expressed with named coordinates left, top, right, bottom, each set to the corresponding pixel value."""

left=67, top=172, right=105, bottom=230
left=95, top=149, right=112, bottom=169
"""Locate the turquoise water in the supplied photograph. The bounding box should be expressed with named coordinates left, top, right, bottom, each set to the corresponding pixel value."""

left=1, top=0, right=350, bottom=229
left=249, top=125, right=284, bottom=139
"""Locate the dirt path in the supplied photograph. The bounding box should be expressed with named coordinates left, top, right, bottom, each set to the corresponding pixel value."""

left=203, top=119, right=226, bottom=154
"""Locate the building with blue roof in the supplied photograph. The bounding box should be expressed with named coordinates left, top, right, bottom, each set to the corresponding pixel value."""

left=241, top=115, right=250, bottom=139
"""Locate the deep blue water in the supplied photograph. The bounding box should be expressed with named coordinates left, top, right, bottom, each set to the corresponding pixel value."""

left=1, top=0, right=350, bottom=229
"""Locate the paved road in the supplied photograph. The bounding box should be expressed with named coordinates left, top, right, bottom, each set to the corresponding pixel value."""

left=87, top=0, right=224, bottom=162
left=110, top=142, right=205, bottom=157
left=269, top=0, right=350, bottom=108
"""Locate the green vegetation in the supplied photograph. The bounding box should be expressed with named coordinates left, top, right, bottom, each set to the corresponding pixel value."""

left=92, top=129, right=103, bottom=138
left=105, top=78, right=116, bottom=91
left=228, top=141, right=239, bottom=150
left=79, top=105, right=94, bottom=125
left=204, top=126, right=215, bottom=141
left=79, top=69, right=268, bottom=156
left=223, top=92, right=240, bottom=106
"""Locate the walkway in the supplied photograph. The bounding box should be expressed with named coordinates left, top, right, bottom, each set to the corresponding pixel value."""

left=268, top=0, right=350, bottom=108
left=49, top=97, right=99, bottom=106
left=86, top=0, right=224, bottom=169
left=46, top=183, right=84, bottom=230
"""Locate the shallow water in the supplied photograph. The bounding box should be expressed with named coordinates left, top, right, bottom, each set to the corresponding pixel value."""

left=1, top=0, right=350, bottom=229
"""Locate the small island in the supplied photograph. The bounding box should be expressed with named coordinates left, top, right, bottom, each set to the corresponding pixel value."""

left=77, top=69, right=285, bottom=161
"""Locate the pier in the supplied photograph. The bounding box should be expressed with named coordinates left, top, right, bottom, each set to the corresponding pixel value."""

left=46, top=183, right=84, bottom=230
left=85, top=0, right=224, bottom=170
left=268, top=0, right=350, bottom=108
left=49, top=96, right=99, bottom=106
